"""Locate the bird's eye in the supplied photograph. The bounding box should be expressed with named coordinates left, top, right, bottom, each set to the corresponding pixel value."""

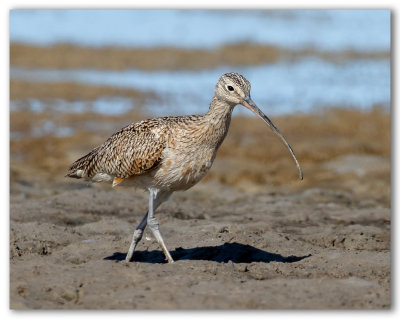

left=227, top=85, right=234, bottom=92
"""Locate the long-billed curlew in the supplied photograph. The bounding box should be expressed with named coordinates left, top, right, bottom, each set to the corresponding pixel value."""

left=66, top=73, right=303, bottom=263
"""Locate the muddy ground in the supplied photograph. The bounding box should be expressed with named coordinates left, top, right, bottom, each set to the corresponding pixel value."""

left=10, top=176, right=390, bottom=309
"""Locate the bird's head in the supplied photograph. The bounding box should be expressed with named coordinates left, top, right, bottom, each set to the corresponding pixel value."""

left=215, top=72, right=304, bottom=180
left=215, top=72, right=251, bottom=106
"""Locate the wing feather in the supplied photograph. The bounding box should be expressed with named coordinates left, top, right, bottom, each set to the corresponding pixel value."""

left=67, top=119, right=167, bottom=179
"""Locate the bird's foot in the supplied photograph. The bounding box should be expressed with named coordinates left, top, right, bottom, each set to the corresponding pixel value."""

left=125, top=229, right=144, bottom=262
left=167, top=256, right=175, bottom=263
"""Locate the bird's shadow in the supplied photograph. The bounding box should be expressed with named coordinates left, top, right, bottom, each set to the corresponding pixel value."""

left=104, top=242, right=311, bottom=264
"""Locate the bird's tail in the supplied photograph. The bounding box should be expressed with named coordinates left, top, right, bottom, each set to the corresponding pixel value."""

left=65, top=147, right=100, bottom=179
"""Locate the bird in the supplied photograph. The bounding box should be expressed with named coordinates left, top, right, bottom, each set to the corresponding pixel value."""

left=66, top=72, right=303, bottom=263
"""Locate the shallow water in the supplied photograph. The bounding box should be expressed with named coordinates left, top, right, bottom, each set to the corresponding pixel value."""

left=11, top=58, right=391, bottom=116
left=10, top=10, right=390, bottom=51
left=11, top=97, right=134, bottom=115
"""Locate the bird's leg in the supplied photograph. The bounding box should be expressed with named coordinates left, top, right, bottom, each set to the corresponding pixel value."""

left=125, top=211, right=148, bottom=262
left=147, top=189, right=174, bottom=263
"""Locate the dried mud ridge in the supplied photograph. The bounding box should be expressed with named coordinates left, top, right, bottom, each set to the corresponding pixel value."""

left=10, top=183, right=390, bottom=309
left=10, top=43, right=389, bottom=71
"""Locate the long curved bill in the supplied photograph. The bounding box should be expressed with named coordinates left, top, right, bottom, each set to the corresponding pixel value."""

left=241, top=96, right=304, bottom=180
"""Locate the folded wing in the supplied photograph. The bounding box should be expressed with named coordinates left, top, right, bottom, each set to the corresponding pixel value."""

left=66, top=119, right=167, bottom=180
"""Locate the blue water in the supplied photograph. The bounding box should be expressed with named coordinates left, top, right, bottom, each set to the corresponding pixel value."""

left=10, top=10, right=390, bottom=51
left=10, top=58, right=391, bottom=116
left=9, top=10, right=391, bottom=117
left=11, top=97, right=134, bottom=115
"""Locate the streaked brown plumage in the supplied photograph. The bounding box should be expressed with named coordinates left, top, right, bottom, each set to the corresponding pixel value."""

left=66, top=72, right=303, bottom=263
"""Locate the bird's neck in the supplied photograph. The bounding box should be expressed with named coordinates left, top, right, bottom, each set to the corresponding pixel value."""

left=202, top=96, right=234, bottom=147
left=205, top=96, right=234, bottom=125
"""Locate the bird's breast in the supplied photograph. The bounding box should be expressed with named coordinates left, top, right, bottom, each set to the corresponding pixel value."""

left=153, top=144, right=216, bottom=191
